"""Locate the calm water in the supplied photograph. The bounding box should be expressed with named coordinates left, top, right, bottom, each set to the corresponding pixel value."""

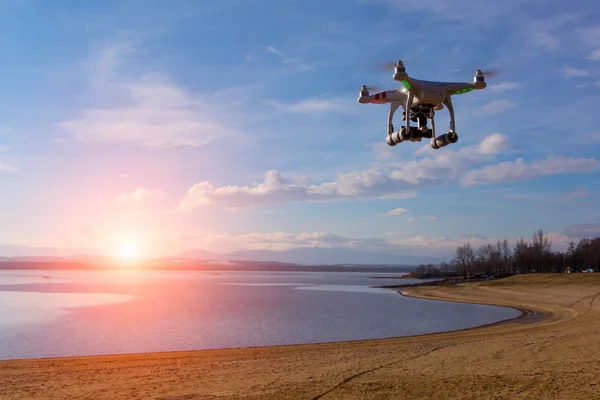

left=0, top=269, right=520, bottom=360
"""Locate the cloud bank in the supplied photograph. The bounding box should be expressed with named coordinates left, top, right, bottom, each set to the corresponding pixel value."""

left=176, top=133, right=598, bottom=211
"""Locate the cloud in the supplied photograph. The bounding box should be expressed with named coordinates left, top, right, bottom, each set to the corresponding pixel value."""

left=503, top=186, right=592, bottom=204
left=264, top=96, right=353, bottom=115
left=358, top=0, right=528, bottom=20
left=461, top=155, right=599, bottom=186
left=565, top=223, right=600, bottom=239
left=266, top=46, right=283, bottom=56
left=529, top=31, right=559, bottom=51
left=176, top=133, right=597, bottom=211
left=487, top=82, right=519, bottom=92
left=562, top=66, right=592, bottom=78
left=115, top=187, right=164, bottom=208
left=385, top=208, right=409, bottom=216
left=579, top=27, right=600, bottom=48
left=169, top=229, right=580, bottom=258
left=481, top=100, right=518, bottom=115
left=0, top=162, right=16, bottom=172
left=56, top=40, right=240, bottom=147
left=477, top=133, right=511, bottom=154
left=266, top=45, right=303, bottom=64
left=566, top=186, right=590, bottom=199
left=587, top=49, right=600, bottom=61
left=423, top=215, right=436, bottom=220
left=176, top=169, right=418, bottom=212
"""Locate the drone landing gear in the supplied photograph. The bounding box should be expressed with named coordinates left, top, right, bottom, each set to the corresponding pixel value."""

left=385, top=99, right=460, bottom=149
left=430, top=96, right=459, bottom=150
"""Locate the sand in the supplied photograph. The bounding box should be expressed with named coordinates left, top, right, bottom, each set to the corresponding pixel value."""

left=1, top=273, right=600, bottom=400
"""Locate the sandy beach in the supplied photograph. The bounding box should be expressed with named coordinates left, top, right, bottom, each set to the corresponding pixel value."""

left=1, top=273, right=599, bottom=400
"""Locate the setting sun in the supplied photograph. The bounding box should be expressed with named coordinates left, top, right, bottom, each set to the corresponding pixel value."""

left=119, top=242, right=139, bottom=260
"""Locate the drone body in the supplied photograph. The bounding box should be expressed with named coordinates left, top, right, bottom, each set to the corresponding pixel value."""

left=358, top=61, right=487, bottom=149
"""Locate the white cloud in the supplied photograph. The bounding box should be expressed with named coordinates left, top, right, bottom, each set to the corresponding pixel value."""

left=565, top=223, right=600, bottom=239
left=358, top=0, right=530, bottom=20
left=168, top=229, right=578, bottom=257
left=530, top=31, right=559, bottom=51
left=423, top=215, right=436, bottom=220
left=481, top=99, right=518, bottom=115
left=461, top=155, right=599, bottom=186
left=487, top=82, right=519, bottom=92
left=57, top=41, right=241, bottom=147
left=478, top=133, right=511, bottom=154
left=385, top=208, right=409, bottom=216
left=266, top=46, right=283, bottom=56
left=587, top=49, right=600, bottom=61
left=176, top=169, right=418, bottom=212
left=0, top=162, right=16, bottom=172
left=566, top=186, right=590, bottom=199
left=265, top=45, right=303, bottom=64
left=264, top=96, right=353, bottom=115
left=175, top=133, right=598, bottom=211
left=579, top=27, right=600, bottom=48
left=115, top=187, right=163, bottom=208
left=562, top=66, right=592, bottom=78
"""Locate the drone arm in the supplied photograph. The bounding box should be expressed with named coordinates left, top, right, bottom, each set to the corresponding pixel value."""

left=445, top=80, right=486, bottom=95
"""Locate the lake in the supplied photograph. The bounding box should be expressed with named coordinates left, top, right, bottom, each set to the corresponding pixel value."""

left=0, top=269, right=520, bottom=360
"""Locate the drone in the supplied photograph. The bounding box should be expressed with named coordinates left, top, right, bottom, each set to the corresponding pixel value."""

left=358, top=61, right=487, bottom=149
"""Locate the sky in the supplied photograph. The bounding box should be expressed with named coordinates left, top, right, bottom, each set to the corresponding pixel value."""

left=1, top=0, right=599, bottom=260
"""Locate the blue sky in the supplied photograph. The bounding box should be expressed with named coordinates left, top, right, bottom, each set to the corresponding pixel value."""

left=0, top=0, right=599, bottom=259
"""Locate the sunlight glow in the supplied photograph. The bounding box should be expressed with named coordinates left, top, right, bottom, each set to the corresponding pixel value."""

left=119, top=242, right=139, bottom=260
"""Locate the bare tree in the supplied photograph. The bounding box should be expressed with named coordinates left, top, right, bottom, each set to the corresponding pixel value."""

left=453, top=242, right=475, bottom=278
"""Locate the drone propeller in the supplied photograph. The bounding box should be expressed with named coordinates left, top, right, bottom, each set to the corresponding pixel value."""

left=363, top=84, right=383, bottom=92
left=479, top=68, right=502, bottom=79
left=377, top=61, right=400, bottom=71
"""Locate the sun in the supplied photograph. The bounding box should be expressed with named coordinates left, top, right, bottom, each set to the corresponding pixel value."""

left=114, top=240, right=145, bottom=266
left=119, top=242, right=139, bottom=260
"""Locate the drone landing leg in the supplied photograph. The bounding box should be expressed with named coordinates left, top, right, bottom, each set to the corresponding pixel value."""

left=430, top=112, right=436, bottom=139
left=388, top=102, right=400, bottom=135
left=402, top=91, right=414, bottom=140
left=443, top=96, right=456, bottom=133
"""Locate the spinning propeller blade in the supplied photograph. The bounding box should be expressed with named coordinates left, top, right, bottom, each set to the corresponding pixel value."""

left=378, top=61, right=399, bottom=71
left=479, top=68, right=502, bottom=79
left=364, top=85, right=383, bottom=92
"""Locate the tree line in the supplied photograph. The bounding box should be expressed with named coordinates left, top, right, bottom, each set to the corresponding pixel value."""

left=415, top=229, right=600, bottom=278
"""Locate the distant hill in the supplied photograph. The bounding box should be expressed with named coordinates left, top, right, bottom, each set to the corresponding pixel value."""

left=173, top=247, right=444, bottom=266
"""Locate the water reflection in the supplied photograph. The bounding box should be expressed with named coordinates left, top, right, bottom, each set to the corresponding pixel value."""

left=0, top=291, right=135, bottom=328
left=0, top=270, right=520, bottom=360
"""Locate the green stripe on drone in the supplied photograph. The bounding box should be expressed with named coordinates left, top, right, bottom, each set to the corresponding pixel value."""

left=454, top=87, right=474, bottom=94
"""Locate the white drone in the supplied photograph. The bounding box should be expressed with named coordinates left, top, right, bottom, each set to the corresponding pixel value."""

left=358, top=61, right=488, bottom=149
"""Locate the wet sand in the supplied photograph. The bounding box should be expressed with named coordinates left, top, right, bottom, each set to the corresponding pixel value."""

left=1, top=274, right=600, bottom=400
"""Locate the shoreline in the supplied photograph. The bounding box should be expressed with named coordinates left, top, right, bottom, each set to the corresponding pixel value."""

left=1, top=274, right=599, bottom=399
